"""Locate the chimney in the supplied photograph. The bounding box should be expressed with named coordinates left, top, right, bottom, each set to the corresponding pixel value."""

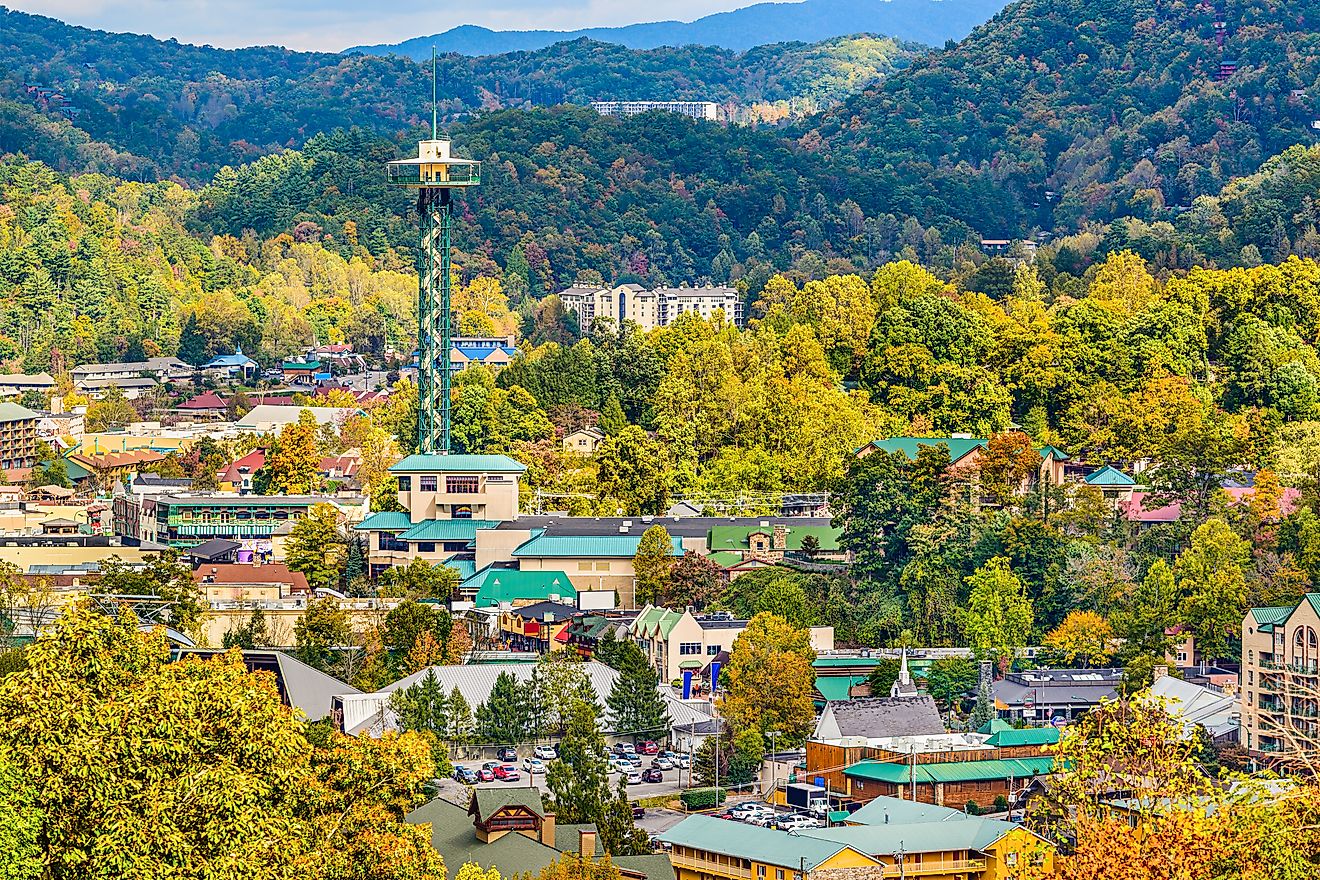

left=772, top=524, right=787, bottom=551
left=1153, top=665, right=1168, bottom=681
left=540, top=812, right=556, bottom=847
left=578, top=828, right=597, bottom=859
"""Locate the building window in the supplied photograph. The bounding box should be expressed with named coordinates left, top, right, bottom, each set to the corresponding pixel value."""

left=776, top=871, right=784, bottom=880
left=679, top=643, right=702, bottom=656
left=595, top=561, right=610, bottom=571
left=707, top=645, right=721, bottom=655
left=379, top=532, right=409, bottom=552
left=578, top=562, right=594, bottom=571
left=416, top=542, right=436, bottom=553
left=420, top=475, right=438, bottom=492
left=452, top=505, right=473, bottom=519
left=397, top=476, right=411, bottom=492
left=758, top=867, right=766, bottom=878
left=446, top=475, right=479, bottom=494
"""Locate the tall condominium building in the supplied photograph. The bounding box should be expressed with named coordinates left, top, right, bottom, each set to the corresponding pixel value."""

left=590, top=101, right=719, bottom=122
left=557, top=284, right=741, bottom=333
left=1241, top=596, right=1320, bottom=759
left=0, top=402, right=39, bottom=475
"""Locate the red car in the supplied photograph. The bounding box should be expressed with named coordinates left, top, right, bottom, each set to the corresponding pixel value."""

left=493, top=764, right=521, bottom=782
left=639, top=741, right=659, bottom=755
left=477, top=767, right=495, bottom=782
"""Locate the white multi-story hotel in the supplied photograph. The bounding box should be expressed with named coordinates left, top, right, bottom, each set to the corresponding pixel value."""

left=557, top=283, right=742, bottom=333
left=590, top=101, right=719, bottom=122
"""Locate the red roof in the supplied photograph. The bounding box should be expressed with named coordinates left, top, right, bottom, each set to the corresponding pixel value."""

left=1120, top=492, right=1181, bottom=523
left=1221, top=485, right=1301, bottom=516
left=218, top=449, right=266, bottom=485
left=319, top=454, right=360, bottom=479
left=194, top=563, right=309, bottom=592
left=180, top=390, right=227, bottom=410
left=554, top=629, right=571, bottom=643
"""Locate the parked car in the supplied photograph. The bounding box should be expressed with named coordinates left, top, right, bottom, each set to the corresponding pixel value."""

left=477, top=767, right=495, bottom=782
left=613, top=743, right=636, bottom=756
left=729, top=802, right=775, bottom=818
left=744, top=812, right=779, bottom=827
left=632, top=806, right=646, bottom=819
left=497, top=747, right=518, bottom=762
left=639, top=741, right=659, bottom=755
left=533, top=745, right=557, bottom=761
left=642, top=768, right=663, bottom=783
left=651, top=756, right=674, bottom=770
left=522, top=757, right=546, bottom=774
left=453, top=766, right=479, bottom=784
left=674, top=754, right=691, bottom=768
left=493, top=764, right=521, bottom=782
left=776, top=814, right=823, bottom=831
left=658, top=750, right=679, bottom=761
left=625, top=770, right=642, bottom=785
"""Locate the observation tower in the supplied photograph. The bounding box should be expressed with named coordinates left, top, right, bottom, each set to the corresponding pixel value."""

left=386, top=54, right=480, bottom=453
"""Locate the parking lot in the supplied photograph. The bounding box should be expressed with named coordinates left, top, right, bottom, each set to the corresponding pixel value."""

left=450, top=752, right=696, bottom=803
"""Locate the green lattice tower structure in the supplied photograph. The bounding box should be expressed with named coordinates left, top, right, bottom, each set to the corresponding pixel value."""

left=386, top=136, right=480, bottom=453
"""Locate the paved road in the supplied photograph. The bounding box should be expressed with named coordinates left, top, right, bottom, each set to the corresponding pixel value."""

left=445, top=763, right=694, bottom=802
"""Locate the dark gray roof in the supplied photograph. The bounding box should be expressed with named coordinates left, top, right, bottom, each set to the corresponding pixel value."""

left=993, top=668, right=1122, bottom=707
left=175, top=649, right=360, bottom=721
left=508, top=600, right=579, bottom=621
left=185, top=538, right=243, bottom=560
left=495, top=515, right=835, bottom=539
left=816, top=696, right=945, bottom=740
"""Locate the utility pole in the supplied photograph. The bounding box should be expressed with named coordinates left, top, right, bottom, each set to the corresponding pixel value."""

left=767, top=729, right=780, bottom=802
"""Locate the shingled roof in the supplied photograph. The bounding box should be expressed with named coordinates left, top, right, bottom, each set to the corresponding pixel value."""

left=813, top=695, right=945, bottom=742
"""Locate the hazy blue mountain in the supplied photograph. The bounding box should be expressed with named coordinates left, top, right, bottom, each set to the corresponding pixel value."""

left=347, top=0, right=1006, bottom=57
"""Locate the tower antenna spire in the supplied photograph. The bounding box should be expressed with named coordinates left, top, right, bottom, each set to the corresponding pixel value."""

left=431, top=46, right=438, bottom=140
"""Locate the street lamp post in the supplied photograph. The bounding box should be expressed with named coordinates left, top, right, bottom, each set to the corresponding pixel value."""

left=767, top=730, right=780, bottom=803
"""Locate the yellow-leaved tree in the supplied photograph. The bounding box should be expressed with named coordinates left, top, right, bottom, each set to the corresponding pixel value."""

left=720, top=612, right=816, bottom=745
left=0, top=605, right=445, bottom=880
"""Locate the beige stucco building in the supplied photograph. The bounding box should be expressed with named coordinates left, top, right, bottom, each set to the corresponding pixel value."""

left=1241, top=595, right=1320, bottom=758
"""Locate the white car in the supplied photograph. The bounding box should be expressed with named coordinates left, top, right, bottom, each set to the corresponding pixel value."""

left=651, top=756, right=674, bottom=770
left=730, top=803, right=775, bottom=817
left=533, top=745, right=557, bottom=761
left=777, top=815, right=824, bottom=831
left=674, top=754, right=691, bottom=768
left=625, top=770, right=643, bottom=785
left=521, top=758, right=546, bottom=774
left=745, top=812, right=779, bottom=827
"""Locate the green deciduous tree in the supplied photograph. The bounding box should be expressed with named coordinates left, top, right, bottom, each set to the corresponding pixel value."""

left=962, top=557, right=1033, bottom=663
left=1173, top=519, right=1252, bottom=661
left=284, top=503, right=347, bottom=592
left=632, top=525, right=673, bottom=606
left=720, top=612, right=816, bottom=745
left=596, top=426, right=671, bottom=515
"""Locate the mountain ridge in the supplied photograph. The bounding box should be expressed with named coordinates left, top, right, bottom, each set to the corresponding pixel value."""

left=346, top=0, right=1005, bottom=57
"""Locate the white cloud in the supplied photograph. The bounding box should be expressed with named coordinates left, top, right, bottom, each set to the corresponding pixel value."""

left=8, top=0, right=755, bottom=51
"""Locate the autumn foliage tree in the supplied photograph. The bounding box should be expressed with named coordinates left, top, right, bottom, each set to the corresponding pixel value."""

left=978, top=430, right=1042, bottom=507
left=0, top=605, right=443, bottom=880
left=720, top=612, right=816, bottom=746
left=1041, top=611, right=1114, bottom=668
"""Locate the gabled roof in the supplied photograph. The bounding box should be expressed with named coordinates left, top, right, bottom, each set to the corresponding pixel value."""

left=390, top=453, right=526, bottom=474
left=984, top=726, right=1060, bottom=748
left=397, top=519, right=501, bottom=542
left=631, top=605, right=688, bottom=639
left=657, top=815, right=867, bottom=871
left=203, top=347, right=257, bottom=368
left=472, top=787, right=544, bottom=822
left=803, top=816, right=1032, bottom=855
left=462, top=567, right=578, bottom=607
left=858, top=436, right=989, bottom=463
left=506, top=600, right=578, bottom=621
left=815, top=674, right=868, bottom=702
left=356, top=511, right=414, bottom=532
left=180, top=390, right=228, bottom=410
left=815, top=695, right=945, bottom=740
left=845, top=796, right=967, bottom=827
left=513, top=534, right=683, bottom=558
left=1084, top=465, right=1136, bottom=487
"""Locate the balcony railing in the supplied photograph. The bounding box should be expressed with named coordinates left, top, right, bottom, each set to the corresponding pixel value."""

left=668, top=853, right=751, bottom=879
left=880, top=860, right=987, bottom=877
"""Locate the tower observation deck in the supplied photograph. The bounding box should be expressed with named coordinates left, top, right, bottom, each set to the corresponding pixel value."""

left=386, top=135, right=481, bottom=454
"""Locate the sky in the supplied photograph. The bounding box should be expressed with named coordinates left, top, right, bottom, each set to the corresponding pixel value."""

left=9, top=0, right=757, bottom=51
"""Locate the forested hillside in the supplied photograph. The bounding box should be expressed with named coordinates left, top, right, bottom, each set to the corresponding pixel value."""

left=809, top=0, right=1320, bottom=237
left=0, top=7, right=919, bottom=180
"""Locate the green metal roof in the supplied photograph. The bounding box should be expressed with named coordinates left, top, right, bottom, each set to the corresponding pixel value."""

left=984, top=727, right=1060, bottom=748
left=706, top=550, right=745, bottom=568
left=813, top=657, right=883, bottom=669
left=804, top=816, right=1025, bottom=854
left=356, top=511, right=413, bottom=532
left=1038, top=445, right=1070, bottom=461
left=463, top=567, right=578, bottom=607
left=977, top=718, right=1013, bottom=735
left=846, top=797, right=966, bottom=827
left=441, top=555, right=477, bottom=580
left=844, top=756, right=1055, bottom=785
left=657, top=815, right=859, bottom=871
left=1084, top=465, right=1135, bottom=487
left=679, top=659, right=703, bottom=669
left=397, top=519, right=500, bottom=542
left=1251, top=605, right=1294, bottom=632
left=707, top=524, right=842, bottom=552
left=390, top=453, right=526, bottom=474
left=472, top=787, right=544, bottom=821
left=815, top=675, right=867, bottom=702
left=512, top=534, right=683, bottom=558
left=859, top=437, right=987, bottom=462
left=632, top=605, right=686, bottom=638
left=0, top=401, right=39, bottom=423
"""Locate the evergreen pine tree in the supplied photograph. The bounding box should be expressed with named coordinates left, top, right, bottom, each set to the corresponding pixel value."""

left=341, top=536, right=366, bottom=593
left=596, top=777, right=651, bottom=856
left=475, top=671, right=533, bottom=747
left=545, top=697, right=611, bottom=824
left=598, top=395, right=626, bottom=436
left=605, top=642, right=669, bottom=744
left=448, top=686, right=473, bottom=748
left=971, top=673, right=994, bottom=730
